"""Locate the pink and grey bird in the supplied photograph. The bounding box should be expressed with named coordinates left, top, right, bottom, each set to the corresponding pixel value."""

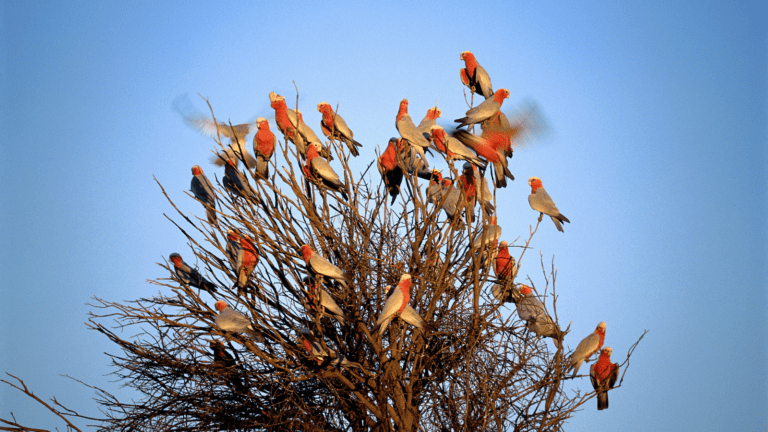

left=223, top=159, right=256, bottom=200
left=299, top=244, right=352, bottom=288
left=590, top=347, right=620, bottom=410
left=470, top=163, right=494, bottom=216
left=528, top=177, right=570, bottom=232
left=373, top=274, right=427, bottom=337
left=426, top=169, right=444, bottom=205
left=430, top=125, right=486, bottom=168
left=569, top=322, right=607, bottom=377
left=304, top=142, right=349, bottom=200
left=454, top=89, right=510, bottom=129
left=378, top=137, right=405, bottom=204
left=169, top=253, right=217, bottom=294
left=269, top=92, right=306, bottom=157
left=395, top=99, right=430, bottom=169
left=190, top=165, right=218, bottom=225
left=303, top=276, right=349, bottom=325
left=516, top=285, right=562, bottom=349
left=438, top=179, right=464, bottom=227
left=226, top=230, right=259, bottom=291
left=417, top=107, right=442, bottom=136
left=459, top=51, right=493, bottom=99
left=494, top=241, right=515, bottom=281
left=252, top=117, right=276, bottom=179
left=178, top=112, right=258, bottom=169
left=214, top=300, right=263, bottom=341
left=452, top=129, right=514, bottom=188
left=300, top=327, right=365, bottom=372
left=472, top=216, right=502, bottom=250
left=382, top=282, right=430, bottom=334
left=317, top=102, right=362, bottom=157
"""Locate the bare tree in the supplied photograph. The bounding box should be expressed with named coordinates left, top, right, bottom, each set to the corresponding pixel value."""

left=2, top=83, right=645, bottom=432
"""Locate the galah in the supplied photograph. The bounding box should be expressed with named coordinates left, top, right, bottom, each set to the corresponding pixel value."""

left=469, top=163, right=494, bottom=216
left=226, top=230, right=259, bottom=290
left=459, top=51, right=493, bottom=99
left=373, top=274, right=427, bottom=336
left=169, top=253, right=217, bottom=294
left=452, top=129, right=514, bottom=188
left=378, top=137, right=404, bottom=204
left=416, top=107, right=441, bottom=136
left=303, top=276, right=349, bottom=325
left=494, top=241, right=516, bottom=281
left=454, top=89, right=510, bottom=129
left=528, top=177, right=570, bottom=232
left=590, top=347, right=620, bottom=410
left=438, top=179, right=463, bottom=226
left=223, top=159, right=256, bottom=200
left=210, top=340, right=246, bottom=394
left=289, top=109, right=324, bottom=150
left=430, top=125, right=486, bottom=168
left=384, top=284, right=429, bottom=332
left=252, top=117, right=276, bottom=180
left=473, top=216, right=502, bottom=250
left=304, top=142, right=349, bottom=200
left=516, top=285, right=562, bottom=349
left=190, top=165, right=217, bottom=225
left=317, top=102, right=362, bottom=157
left=395, top=99, right=430, bottom=168
left=300, top=328, right=365, bottom=372
left=569, top=322, right=607, bottom=377
left=214, top=300, right=263, bottom=341
left=269, top=92, right=306, bottom=157
left=491, top=283, right=521, bottom=304
left=426, top=169, right=444, bottom=205
left=299, top=244, right=352, bottom=288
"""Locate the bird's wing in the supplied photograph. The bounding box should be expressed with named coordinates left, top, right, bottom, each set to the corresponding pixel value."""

left=376, top=288, right=404, bottom=327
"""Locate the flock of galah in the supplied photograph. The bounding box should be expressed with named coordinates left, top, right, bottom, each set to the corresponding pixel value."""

left=170, top=51, right=620, bottom=411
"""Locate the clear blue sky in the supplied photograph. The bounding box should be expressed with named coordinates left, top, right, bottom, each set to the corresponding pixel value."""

left=1, top=1, right=765, bottom=430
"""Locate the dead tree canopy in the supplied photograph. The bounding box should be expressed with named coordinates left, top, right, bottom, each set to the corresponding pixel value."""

left=2, top=52, right=644, bottom=432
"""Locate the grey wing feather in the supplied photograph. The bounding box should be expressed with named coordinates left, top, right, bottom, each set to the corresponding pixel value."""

left=311, top=158, right=343, bottom=187
left=474, top=64, right=493, bottom=99
left=397, top=115, right=431, bottom=149
left=400, top=305, right=426, bottom=331
left=529, top=188, right=560, bottom=216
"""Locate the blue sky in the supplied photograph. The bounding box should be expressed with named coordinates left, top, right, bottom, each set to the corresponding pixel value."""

left=1, top=1, right=765, bottom=430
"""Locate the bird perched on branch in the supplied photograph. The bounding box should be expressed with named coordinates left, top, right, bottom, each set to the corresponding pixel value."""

left=303, top=276, right=349, bottom=325
left=516, top=285, right=562, bottom=349
left=317, top=102, right=362, bottom=157
left=169, top=253, right=217, bottom=294
left=214, top=301, right=263, bottom=342
left=417, top=107, right=441, bottom=137
left=396, top=99, right=430, bottom=171
left=454, top=88, right=509, bottom=129
left=430, top=125, right=486, bottom=168
left=300, top=328, right=366, bottom=372
left=225, top=229, right=259, bottom=292
left=304, top=142, right=349, bottom=200
left=494, top=241, right=515, bottom=281
left=252, top=117, right=276, bottom=180
left=373, top=274, right=428, bottom=337
left=459, top=51, right=493, bottom=99
left=190, top=165, right=217, bottom=225
left=378, top=137, right=405, bottom=204
left=590, top=347, right=620, bottom=410
left=299, top=244, right=352, bottom=289
left=569, top=322, right=607, bottom=377
left=528, top=176, right=570, bottom=232
left=223, top=159, right=256, bottom=200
